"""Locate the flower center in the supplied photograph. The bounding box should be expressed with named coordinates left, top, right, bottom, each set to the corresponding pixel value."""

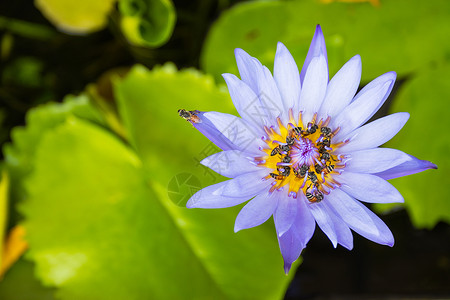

left=290, top=137, right=319, bottom=167
left=255, top=109, right=348, bottom=203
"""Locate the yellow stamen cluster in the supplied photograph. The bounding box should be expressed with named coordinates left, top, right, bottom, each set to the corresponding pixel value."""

left=256, top=109, right=347, bottom=202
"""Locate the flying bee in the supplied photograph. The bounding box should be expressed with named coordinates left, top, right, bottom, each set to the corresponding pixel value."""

left=314, top=163, right=323, bottom=174
left=270, top=173, right=285, bottom=180
left=315, top=192, right=324, bottom=202
left=319, top=144, right=329, bottom=152
left=323, top=164, right=335, bottom=175
left=286, top=126, right=302, bottom=145
left=280, top=145, right=290, bottom=152
left=178, top=109, right=201, bottom=123
left=271, top=146, right=282, bottom=156
left=271, top=144, right=290, bottom=156
left=286, top=135, right=295, bottom=146
left=304, top=123, right=318, bottom=135
left=282, top=155, right=291, bottom=163
left=317, top=138, right=331, bottom=148
left=306, top=190, right=324, bottom=203
left=288, top=126, right=303, bottom=137
left=320, top=151, right=336, bottom=163
left=307, top=171, right=319, bottom=184
left=299, top=164, right=309, bottom=176
left=178, top=109, right=190, bottom=119
left=292, top=126, right=302, bottom=135
left=305, top=184, right=324, bottom=203
left=294, top=164, right=309, bottom=177
left=278, top=166, right=291, bottom=177
left=320, top=151, right=331, bottom=161
left=320, top=126, right=332, bottom=137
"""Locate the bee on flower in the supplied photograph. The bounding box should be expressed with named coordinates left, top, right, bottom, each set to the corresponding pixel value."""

left=180, top=25, right=437, bottom=274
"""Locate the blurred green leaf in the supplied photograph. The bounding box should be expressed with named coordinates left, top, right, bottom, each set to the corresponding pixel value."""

left=0, top=258, right=56, bottom=300
left=201, top=0, right=450, bottom=82
left=1, top=32, right=13, bottom=60
left=374, top=64, right=450, bottom=228
left=4, top=94, right=104, bottom=206
left=115, top=63, right=236, bottom=188
left=2, top=57, right=44, bottom=88
left=34, top=0, right=117, bottom=35
left=119, top=0, right=176, bottom=47
left=0, top=171, right=8, bottom=269
left=0, top=225, right=29, bottom=280
left=0, top=17, right=56, bottom=40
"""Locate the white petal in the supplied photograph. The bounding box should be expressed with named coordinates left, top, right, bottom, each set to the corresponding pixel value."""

left=203, top=111, right=264, bottom=155
left=191, top=111, right=235, bottom=151
left=318, top=55, right=361, bottom=119
left=234, top=48, right=260, bottom=93
left=298, top=55, right=328, bottom=122
left=277, top=227, right=304, bottom=275
left=337, top=172, right=404, bottom=203
left=200, top=150, right=261, bottom=178
left=277, top=196, right=315, bottom=274
left=308, top=201, right=338, bottom=247
left=274, top=192, right=297, bottom=236
left=332, top=72, right=396, bottom=140
left=326, top=189, right=379, bottom=235
left=186, top=180, right=250, bottom=209
left=234, top=190, right=280, bottom=232
left=354, top=203, right=395, bottom=246
left=328, top=190, right=394, bottom=246
left=294, top=194, right=316, bottom=244
left=274, top=42, right=301, bottom=122
left=322, top=201, right=354, bottom=250
left=255, top=66, right=284, bottom=125
left=300, top=25, right=328, bottom=85
left=221, top=170, right=271, bottom=198
left=232, top=49, right=284, bottom=127
left=336, top=112, right=409, bottom=153
left=344, top=148, right=412, bottom=174
left=222, top=74, right=269, bottom=128
left=375, top=154, right=437, bottom=180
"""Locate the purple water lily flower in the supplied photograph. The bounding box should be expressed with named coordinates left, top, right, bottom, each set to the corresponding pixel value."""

left=182, top=25, right=437, bottom=274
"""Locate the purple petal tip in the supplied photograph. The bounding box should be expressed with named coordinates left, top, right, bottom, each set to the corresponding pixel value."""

left=186, top=200, right=195, bottom=209
left=284, top=262, right=292, bottom=275
left=384, top=71, right=397, bottom=83
left=221, top=73, right=234, bottom=81
left=234, top=48, right=244, bottom=56
left=315, top=24, right=323, bottom=34
left=414, top=159, right=437, bottom=171
left=312, top=25, right=326, bottom=54
left=301, top=26, right=328, bottom=83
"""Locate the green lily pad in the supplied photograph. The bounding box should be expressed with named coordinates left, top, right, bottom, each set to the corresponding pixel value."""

left=375, top=64, right=450, bottom=228
left=4, top=94, right=104, bottom=207
left=0, top=258, right=56, bottom=300
left=201, top=0, right=450, bottom=83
